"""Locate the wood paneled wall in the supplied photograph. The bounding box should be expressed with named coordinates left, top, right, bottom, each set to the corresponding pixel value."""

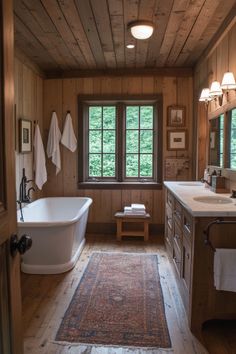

left=14, top=55, right=43, bottom=201
left=43, top=75, right=193, bottom=227
left=194, top=19, right=236, bottom=181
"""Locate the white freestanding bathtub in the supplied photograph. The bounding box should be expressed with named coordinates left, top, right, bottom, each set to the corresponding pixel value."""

left=17, top=197, right=92, bottom=274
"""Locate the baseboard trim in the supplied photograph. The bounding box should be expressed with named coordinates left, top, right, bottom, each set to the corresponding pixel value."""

left=86, top=222, right=164, bottom=235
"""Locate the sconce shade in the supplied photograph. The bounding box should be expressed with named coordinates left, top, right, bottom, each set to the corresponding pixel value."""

left=221, top=72, right=236, bottom=90
left=209, top=81, right=223, bottom=97
left=128, top=21, right=154, bottom=40
left=199, top=88, right=211, bottom=102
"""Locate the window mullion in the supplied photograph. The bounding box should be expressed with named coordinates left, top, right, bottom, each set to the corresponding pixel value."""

left=117, top=103, right=123, bottom=182
left=101, top=106, right=103, bottom=178
left=138, top=106, right=140, bottom=178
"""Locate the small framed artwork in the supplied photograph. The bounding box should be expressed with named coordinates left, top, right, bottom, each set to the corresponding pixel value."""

left=167, top=130, right=187, bottom=150
left=19, top=119, right=32, bottom=153
left=167, top=105, right=186, bottom=127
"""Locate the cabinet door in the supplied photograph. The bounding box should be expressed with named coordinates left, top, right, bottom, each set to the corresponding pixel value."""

left=182, top=234, right=192, bottom=293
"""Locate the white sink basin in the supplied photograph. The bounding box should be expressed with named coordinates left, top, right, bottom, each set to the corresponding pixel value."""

left=178, top=182, right=202, bottom=186
left=193, top=196, right=233, bottom=204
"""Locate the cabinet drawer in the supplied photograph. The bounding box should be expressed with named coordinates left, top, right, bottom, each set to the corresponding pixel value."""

left=173, top=241, right=182, bottom=276
left=183, top=209, right=193, bottom=238
left=166, top=204, right=173, bottom=230
left=165, top=225, right=173, bottom=257
left=173, top=219, right=182, bottom=252
left=174, top=200, right=182, bottom=225
left=167, top=190, right=174, bottom=208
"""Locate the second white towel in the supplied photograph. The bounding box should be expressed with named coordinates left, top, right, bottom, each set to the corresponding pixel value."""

left=214, top=248, right=236, bottom=292
left=47, top=111, right=61, bottom=175
left=61, top=112, right=77, bottom=152
left=34, top=124, right=47, bottom=190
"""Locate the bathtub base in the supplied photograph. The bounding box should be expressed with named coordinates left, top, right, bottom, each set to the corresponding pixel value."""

left=21, top=238, right=85, bottom=274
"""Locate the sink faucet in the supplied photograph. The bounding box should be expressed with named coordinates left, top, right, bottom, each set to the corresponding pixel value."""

left=19, top=168, right=35, bottom=203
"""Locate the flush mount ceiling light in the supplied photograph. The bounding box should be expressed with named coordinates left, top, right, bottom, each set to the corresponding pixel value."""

left=128, top=21, right=154, bottom=40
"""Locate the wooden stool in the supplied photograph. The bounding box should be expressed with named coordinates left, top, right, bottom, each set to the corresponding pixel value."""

left=115, top=212, right=150, bottom=241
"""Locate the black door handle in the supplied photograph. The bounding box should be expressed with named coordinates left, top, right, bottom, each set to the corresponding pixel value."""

left=10, top=234, right=32, bottom=257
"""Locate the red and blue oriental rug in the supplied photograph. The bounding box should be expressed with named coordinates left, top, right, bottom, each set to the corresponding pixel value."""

left=55, top=252, right=171, bottom=349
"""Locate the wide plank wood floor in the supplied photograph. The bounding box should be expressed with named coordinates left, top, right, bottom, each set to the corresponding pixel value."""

left=21, top=234, right=236, bottom=354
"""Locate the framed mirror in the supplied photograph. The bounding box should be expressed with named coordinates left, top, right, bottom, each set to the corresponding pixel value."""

left=208, top=113, right=224, bottom=167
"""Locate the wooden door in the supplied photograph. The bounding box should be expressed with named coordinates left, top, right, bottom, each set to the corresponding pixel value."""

left=0, top=0, right=23, bottom=353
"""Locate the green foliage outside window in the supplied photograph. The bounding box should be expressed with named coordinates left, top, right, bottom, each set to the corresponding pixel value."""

left=88, top=104, right=155, bottom=179
left=125, top=106, right=153, bottom=177
left=89, top=106, right=116, bottom=177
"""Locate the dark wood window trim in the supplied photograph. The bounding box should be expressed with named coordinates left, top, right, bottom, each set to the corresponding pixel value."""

left=78, top=94, right=163, bottom=190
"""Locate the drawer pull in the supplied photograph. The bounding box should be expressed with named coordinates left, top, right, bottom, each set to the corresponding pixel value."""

left=174, top=234, right=180, bottom=239
left=186, top=253, right=190, bottom=260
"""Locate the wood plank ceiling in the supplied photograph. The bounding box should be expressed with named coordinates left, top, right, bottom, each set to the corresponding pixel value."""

left=14, top=0, right=236, bottom=77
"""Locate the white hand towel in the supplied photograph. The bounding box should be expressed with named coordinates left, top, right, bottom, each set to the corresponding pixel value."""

left=33, top=124, right=47, bottom=190
left=214, top=248, right=236, bottom=292
left=61, top=112, right=77, bottom=152
left=46, top=111, right=61, bottom=175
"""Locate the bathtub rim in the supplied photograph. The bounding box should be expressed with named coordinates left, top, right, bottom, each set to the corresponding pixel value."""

left=17, top=197, right=92, bottom=227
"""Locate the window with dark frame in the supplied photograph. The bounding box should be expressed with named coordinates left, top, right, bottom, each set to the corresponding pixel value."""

left=78, top=95, right=162, bottom=188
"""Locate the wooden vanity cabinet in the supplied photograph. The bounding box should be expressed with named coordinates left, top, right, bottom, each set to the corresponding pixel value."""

left=164, top=188, right=236, bottom=342
left=165, top=194, right=193, bottom=309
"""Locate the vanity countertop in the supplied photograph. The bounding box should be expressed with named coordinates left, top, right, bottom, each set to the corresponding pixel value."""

left=164, top=181, right=236, bottom=217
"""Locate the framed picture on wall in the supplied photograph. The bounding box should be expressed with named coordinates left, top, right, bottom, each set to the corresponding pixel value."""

left=167, top=130, right=187, bottom=150
left=167, top=105, right=186, bottom=127
left=19, top=119, right=32, bottom=153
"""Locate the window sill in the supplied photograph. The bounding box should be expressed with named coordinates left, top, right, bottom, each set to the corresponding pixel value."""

left=78, top=181, right=162, bottom=190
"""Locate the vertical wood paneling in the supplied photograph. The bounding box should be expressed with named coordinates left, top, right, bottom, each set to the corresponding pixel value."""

left=14, top=57, right=43, bottom=200
left=43, top=74, right=193, bottom=226
left=194, top=21, right=236, bottom=183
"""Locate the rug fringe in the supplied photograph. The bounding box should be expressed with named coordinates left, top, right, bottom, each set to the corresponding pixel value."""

left=52, top=340, right=173, bottom=352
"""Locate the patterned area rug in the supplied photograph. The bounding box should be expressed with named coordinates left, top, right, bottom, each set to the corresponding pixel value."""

left=55, top=252, right=171, bottom=349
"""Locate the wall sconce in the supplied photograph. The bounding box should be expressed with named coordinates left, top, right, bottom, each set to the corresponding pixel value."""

left=221, top=72, right=236, bottom=100
left=128, top=21, right=154, bottom=40
left=209, top=81, right=223, bottom=105
left=199, top=71, right=236, bottom=107
left=199, top=88, right=212, bottom=108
